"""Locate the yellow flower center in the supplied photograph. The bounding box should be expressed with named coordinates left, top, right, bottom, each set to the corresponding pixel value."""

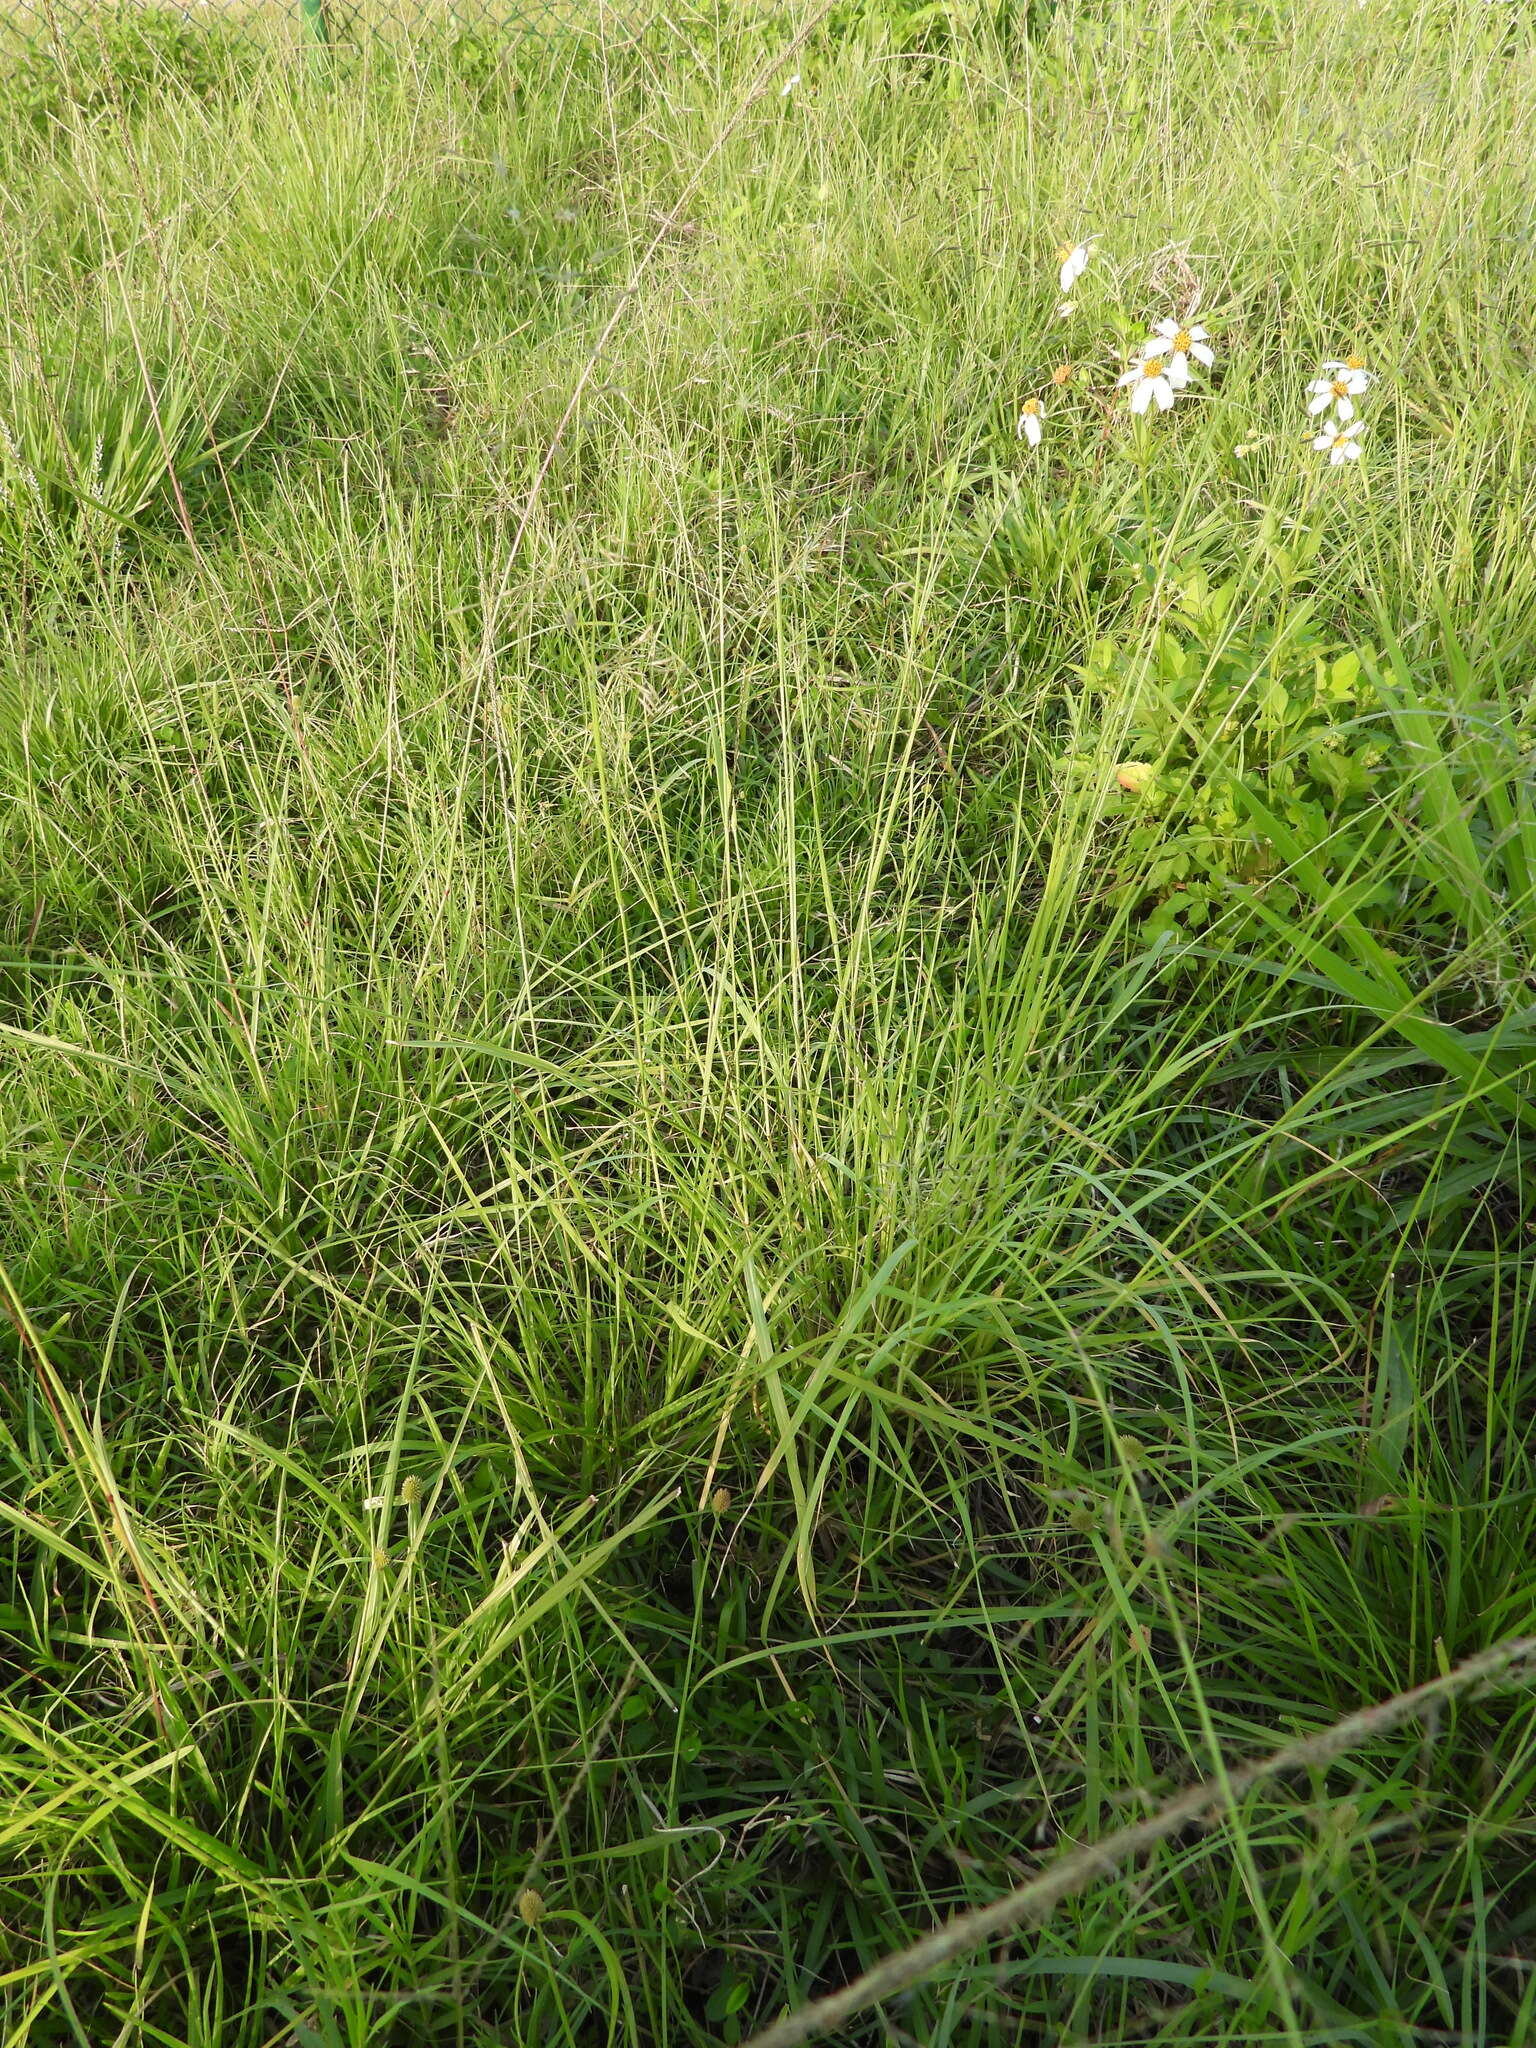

left=1346, top=354, right=1366, bottom=370
left=1331, top=378, right=1349, bottom=397
left=1332, top=432, right=1349, bottom=448
left=1143, top=357, right=1165, bottom=377
left=1173, top=330, right=1192, bottom=352
left=1057, top=243, right=1075, bottom=262
left=1022, top=398, right=1041, bottom=416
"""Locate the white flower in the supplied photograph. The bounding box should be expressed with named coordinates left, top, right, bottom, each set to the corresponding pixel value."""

left=1118, top=353, right=1176, bottom=415
left=1055, top=300, right=1074, bottom=320
left=363, top=1494, right=387, bottom=1510
left=1056, top=239, right=1095, bottom=294
left=1307, top=363, right=1369, bottom=419
left=779, top=72, right=800, bottom=95
left=1145, top=318, right=1214, bottom=390
left=1321, top=354, right=1372, bottom=387
left=1313, top=417, right=1365, bottom=464
left=1017, top=397, right=1044, bottom=447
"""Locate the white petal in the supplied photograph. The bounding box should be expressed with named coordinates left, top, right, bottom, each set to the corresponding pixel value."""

left=1154, top=318, right=1178, bottom=340
left=1313, top=432, right=1335, bottom=451
left=1347, top=370, right=1370, bottom=393
left=1024, top=413, right=1042, bottom=446
left=1190, top=343, right=1214, bottom=367
left=1055, top=300, right=1074, bottom=319
left=1117, top=367, right=1141, bottom=388
left=1166, top=355, right=1190, bottom=389
left=1130, top=378, right=1154, bottom=414
left=1334, top=395, right=1355, bottom=421
left=1342, top=441, right=1362, bottom=459
left=1307, top=393, right=1332, bottom=415
left=1187, top=325, right=1208, bottom=341
left=1153, top=377, right=1174, bottom=411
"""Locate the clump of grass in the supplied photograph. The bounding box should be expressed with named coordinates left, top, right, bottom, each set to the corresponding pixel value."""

left=3, top=7, right=256, bottom=128
left=2, top=5, right=1536, bottom=2045
left=0, top=328, right=248, bottom=581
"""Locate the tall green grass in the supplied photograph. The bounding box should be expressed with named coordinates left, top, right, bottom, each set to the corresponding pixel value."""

left=3, top=3, right=1536, bottom=2042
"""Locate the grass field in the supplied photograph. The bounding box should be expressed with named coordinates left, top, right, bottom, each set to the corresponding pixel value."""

left=3, top=2, right=1536, bottom=2042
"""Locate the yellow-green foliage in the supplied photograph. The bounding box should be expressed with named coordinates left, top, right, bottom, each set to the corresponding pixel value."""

left=2, top=6, right=1536, bottom=2044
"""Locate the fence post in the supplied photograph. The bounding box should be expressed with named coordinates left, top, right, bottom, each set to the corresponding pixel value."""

left=299, top=0, right=330, bottom=47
